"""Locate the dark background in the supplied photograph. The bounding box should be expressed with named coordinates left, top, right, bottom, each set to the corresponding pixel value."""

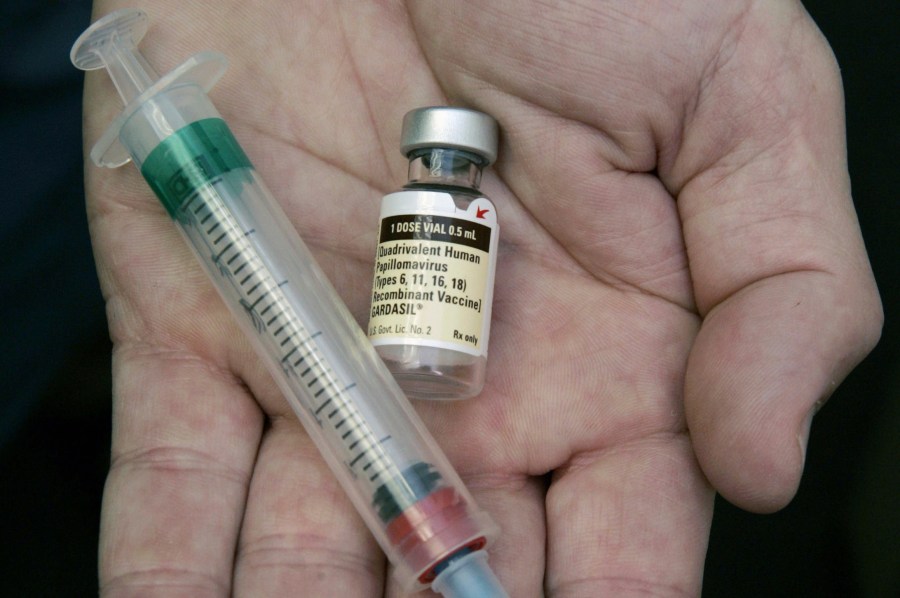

left=0, top=1, right=896, bottom=595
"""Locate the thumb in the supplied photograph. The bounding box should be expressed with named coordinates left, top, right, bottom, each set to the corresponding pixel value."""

left=666, top=2, right=882, bottom=512
left=685, top=271, right=879, bottom=512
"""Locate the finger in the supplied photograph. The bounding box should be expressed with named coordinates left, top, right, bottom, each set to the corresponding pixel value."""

left=546, top=435, right=714, bottom=597
left=99, top=345, right=263, bottom=596
left=233, top=417, right=384, bottom=597
left=667, top=2, right=882, bottom=511
left=683, top=272, right=878, bottom=511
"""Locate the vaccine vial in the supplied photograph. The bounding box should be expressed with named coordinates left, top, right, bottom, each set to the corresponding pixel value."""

left=368, top=107, right=500, bottom=400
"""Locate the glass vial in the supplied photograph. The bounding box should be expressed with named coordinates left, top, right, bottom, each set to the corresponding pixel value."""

left=368, top=107, right=500, bottom=400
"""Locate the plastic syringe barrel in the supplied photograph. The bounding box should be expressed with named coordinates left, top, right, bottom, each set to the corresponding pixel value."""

left=111, top=81, right=499, bottom=591
left=72, top=9, right=508, bottom=592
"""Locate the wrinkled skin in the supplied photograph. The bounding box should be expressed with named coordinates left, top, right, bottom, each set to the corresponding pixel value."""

left=82, top=1, right=882, bottom=596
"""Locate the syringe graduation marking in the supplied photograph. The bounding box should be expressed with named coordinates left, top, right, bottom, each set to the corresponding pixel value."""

left=136, top=116, right=446, bottom=522
left=179, top=179, right=401, bottom=488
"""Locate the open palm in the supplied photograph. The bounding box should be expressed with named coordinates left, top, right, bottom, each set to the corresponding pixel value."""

left=83, top=1, right=881, bottom=596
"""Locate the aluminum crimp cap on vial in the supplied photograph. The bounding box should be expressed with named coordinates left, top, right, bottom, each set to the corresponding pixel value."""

left=400, top=106, right=499, bottom=166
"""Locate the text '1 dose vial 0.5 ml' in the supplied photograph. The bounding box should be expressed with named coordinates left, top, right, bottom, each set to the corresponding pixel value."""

left=368, top=107, right=500, bottom=400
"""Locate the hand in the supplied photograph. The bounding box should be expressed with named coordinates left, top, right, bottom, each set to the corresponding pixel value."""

left=84, top=1, right=882, bottom=595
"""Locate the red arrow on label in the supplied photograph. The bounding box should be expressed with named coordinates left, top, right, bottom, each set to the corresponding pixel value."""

left=476, top=207, right=490, bottom=219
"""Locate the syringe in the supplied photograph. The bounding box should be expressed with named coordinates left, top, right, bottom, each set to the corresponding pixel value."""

left=71, top=9, right=507, bottom=597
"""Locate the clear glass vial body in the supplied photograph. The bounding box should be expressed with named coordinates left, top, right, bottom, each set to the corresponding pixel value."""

left=369, top=148, right=498, bottom=400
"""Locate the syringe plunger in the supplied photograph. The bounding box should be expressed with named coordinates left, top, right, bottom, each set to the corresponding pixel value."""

left=70, top=9, right=159, bottom=105
left=71, top=9, right=227, bottom=168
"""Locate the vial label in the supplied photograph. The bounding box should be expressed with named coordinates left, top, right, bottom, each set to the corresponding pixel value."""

left=368, top=190, right=498, bottom=357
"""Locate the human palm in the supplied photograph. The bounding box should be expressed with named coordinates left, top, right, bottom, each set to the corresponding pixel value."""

left=84, top=1, right=881, bottom=596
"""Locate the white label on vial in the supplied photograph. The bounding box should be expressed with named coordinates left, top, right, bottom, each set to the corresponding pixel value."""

left=368, top=190, right=498, bottom=357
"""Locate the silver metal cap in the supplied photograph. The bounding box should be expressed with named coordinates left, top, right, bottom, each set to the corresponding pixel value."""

left=400, top=106, right=499, bottom=165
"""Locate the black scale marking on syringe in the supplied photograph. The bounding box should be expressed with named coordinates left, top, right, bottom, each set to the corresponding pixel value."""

left=179, top=183, right=400, bottom=485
